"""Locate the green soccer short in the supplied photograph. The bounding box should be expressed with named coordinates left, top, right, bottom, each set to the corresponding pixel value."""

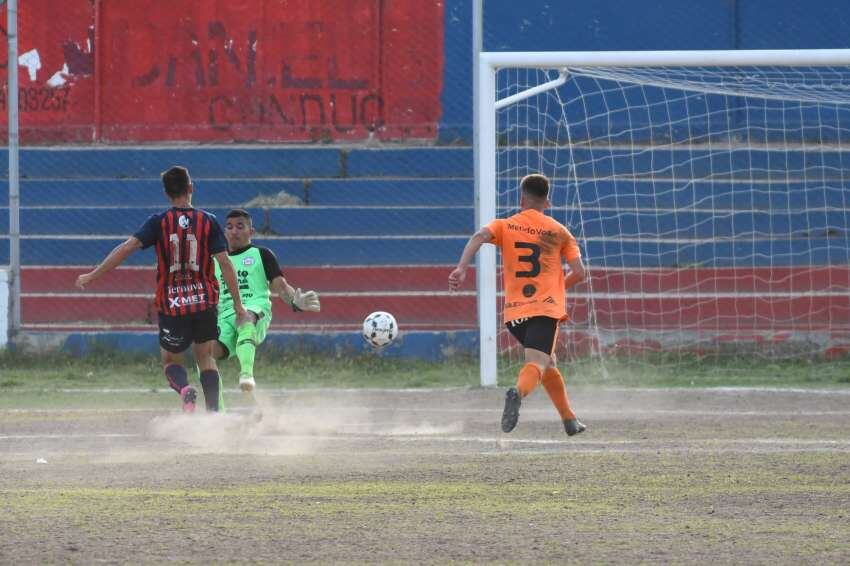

left=217, top=308, right=271, bottom=358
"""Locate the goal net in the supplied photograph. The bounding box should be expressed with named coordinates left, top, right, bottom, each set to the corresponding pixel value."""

left=477, top=50, right=850, bottom=386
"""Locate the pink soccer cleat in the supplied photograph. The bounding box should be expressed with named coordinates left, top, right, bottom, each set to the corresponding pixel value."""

left=180, top=385, right=197, bottom=413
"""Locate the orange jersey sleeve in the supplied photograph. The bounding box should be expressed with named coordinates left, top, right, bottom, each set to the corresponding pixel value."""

left=485, top=218, right=504, bottom=246
left=494, top=209, right=580, bottom=323
left=561, top=227, right=581, bottom=262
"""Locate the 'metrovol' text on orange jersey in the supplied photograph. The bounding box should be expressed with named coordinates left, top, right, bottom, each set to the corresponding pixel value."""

left=486, top=209, right=581, bottom=323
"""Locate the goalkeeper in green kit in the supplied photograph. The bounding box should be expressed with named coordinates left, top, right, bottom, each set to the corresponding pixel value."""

left=212, top=208, right=321, bottom=393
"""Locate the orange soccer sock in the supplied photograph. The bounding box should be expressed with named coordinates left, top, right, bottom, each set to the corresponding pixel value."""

left=542, top=366, right=576, bottom=421
left=516, top=363, right=542, bottom=398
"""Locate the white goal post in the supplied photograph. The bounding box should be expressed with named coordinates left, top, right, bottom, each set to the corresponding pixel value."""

left=475, top=49, right=850, bottom=387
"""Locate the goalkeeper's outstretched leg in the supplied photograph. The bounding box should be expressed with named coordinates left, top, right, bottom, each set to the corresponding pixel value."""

left=213, top=310, right=264, bottom=396
left=235, top=321, right=259, bottom=392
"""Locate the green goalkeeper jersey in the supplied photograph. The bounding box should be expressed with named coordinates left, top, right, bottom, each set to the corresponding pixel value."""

left=215, top=245, right=282, bottom=319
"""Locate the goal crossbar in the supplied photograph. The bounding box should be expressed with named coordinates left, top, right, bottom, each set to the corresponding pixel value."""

left=481, top=49, right=850, bottom=69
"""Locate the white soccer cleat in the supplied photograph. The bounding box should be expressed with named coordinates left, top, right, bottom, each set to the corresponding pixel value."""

left=239, top=373, right=256, bottom=393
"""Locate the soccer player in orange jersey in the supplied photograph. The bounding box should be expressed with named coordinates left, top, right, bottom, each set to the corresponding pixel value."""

left=449, top=173, right=587, bottom=436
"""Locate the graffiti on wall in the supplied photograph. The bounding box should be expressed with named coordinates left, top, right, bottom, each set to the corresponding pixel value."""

left=120, top=19, right=386, bottom=138
left=0, top=0, right=444, bottom=143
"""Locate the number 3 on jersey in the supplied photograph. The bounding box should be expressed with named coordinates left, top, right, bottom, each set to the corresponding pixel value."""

left=169, top=233, right=199, bottom=273
left=514, top=242, right=541, bottom=277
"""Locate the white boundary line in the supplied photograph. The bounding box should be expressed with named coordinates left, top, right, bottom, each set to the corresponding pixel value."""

left=6, top=386, right=850, bottom=395
left=0, top=433, right=142, bottom=440
left=3, top=407, right=850, bottom=417
left=2, top=432, right=850, bottom=450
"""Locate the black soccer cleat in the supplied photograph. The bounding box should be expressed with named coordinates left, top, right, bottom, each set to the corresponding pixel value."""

left=501, top=387, right=521, bottom=433
left=563, top=418, right=586, bottom=436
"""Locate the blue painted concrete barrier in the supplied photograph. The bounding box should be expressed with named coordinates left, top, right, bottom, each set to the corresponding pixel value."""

left=54, top=330, right=479, bottom=362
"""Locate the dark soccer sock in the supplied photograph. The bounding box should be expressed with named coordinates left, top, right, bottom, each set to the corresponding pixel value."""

left=516, top=363, right=542, bottom=397
left=200, top=370, right=221, bottom=412
left=164, top=364, right=189, bottom=394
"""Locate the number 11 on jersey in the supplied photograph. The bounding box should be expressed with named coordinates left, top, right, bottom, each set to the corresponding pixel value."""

left=169, top=233, right=199, bottom=273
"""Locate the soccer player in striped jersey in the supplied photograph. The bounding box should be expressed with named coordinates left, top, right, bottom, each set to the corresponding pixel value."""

left=448, top=173, right=588, bottom=436
left=212, top=209, right=321, bottom=393
left=75, top=166, right=249, bottom=413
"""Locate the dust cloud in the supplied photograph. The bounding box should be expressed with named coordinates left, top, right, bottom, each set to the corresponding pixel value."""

left=146, top=390, right=467, bottom=454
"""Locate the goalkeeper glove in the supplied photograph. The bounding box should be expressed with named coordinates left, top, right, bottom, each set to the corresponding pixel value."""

left=290, top=288, right=321, bottom=312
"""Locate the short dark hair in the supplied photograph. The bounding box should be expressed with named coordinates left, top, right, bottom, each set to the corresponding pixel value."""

left=226, top=208, right=252, bottom=223
left=520, top=174, right=550, bottom=200
left=161, top=166, right=191, bottom=199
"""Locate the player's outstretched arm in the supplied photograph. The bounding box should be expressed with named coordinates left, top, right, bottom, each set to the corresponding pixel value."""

left=564, top=257, right=586, bottom=291
left=271, top=276, right=321, bottom=312
left=448, top=227, right=493, bottom=292
left=75, top=236, right=142, bottom=289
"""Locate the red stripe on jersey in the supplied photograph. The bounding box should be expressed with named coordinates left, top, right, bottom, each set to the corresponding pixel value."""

left=168, top=210, right=183, bottom=316
left=183, top=210, right=195, bottom=316
left=160, top=212, right=177, bottom=314
left=192, top=210, right=204, bottom=314
left=170, top=211, right=185, bottom=316
left=196, top=213, right=210, bottom=312
left=191, top=210, right=204, bottom=315
left=197, top=211, right=208, bottom=314
left=182, top=210, right=193, bottom=316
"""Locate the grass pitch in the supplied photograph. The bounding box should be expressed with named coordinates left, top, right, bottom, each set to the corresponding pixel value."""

left=3, top=451, right=848, bottom=563
left=2, top=387, right=850, bottom=563
left=2, top=350, right=850, bottom=563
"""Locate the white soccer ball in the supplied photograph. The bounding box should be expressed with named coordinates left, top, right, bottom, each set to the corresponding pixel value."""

left=362, top=311, right=398, bottom=348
